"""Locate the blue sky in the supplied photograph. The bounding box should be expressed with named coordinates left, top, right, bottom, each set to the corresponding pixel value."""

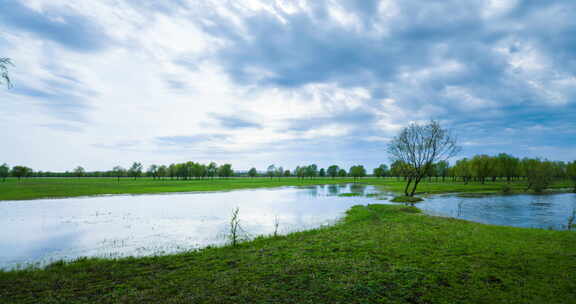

left=0, top=0, right=575, bottom=172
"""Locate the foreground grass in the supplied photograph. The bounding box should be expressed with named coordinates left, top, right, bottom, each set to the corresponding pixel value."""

left=1, top=204, right=574, bottom=303
left=0, top=177, right=571, bottom=201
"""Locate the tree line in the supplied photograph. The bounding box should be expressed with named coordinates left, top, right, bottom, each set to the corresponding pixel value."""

left=0, top=162, right=234, bottom=181
left=261, top=164, right=369, bottom=181
left=388, top=155, right=576, bottom=193
left=1, top=157, right=575, bottom=192
left=99, top=162, right=234, bottom=181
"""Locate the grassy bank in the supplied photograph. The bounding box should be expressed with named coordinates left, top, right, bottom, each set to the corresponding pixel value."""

left=0, top=177, right=572, bottom=201
left=377, top=178, right=572, bottom=196
left=1, top=204, right=574, bottom=303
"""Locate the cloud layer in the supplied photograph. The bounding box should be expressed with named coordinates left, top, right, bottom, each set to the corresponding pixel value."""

left=1, top=0, right=574, bottom=171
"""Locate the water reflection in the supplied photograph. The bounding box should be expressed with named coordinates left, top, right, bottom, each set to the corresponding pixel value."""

left=1, top=185, right=573, bottom=270
left=0, top=184, right=377, bottom=269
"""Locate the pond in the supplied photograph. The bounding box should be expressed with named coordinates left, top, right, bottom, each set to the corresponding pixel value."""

left=417, top=192, right=576, bottom=230
left=0, top=185, right=574, bottom=270
left=0, top=184, right=383, bottom=269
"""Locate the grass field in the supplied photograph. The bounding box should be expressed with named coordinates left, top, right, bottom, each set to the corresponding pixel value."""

left=0, top=177, right=572, bottom=201
left=1, top=204, right=574, bottom=303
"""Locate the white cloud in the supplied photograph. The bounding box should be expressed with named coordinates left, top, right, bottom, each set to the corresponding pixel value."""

left=1, top=0, right=575, bottom=172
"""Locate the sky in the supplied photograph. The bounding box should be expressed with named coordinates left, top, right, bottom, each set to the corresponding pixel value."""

left=0, top=0, right=575, bottom=172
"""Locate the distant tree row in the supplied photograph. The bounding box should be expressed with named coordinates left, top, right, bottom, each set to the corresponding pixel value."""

left=0, top=162, right=234, bottom=182
left=451, top=155, right=574, bottom=192
left=0, top=164, right=33, bottom=181
left=127, top=162, right=234, bottom=181
left=1, top=158, right=575, bottom=193
left=255, top=164, right=370, bottom=181
left=390, top=155, right=576, bottom=193
left=0, top=162, right=379, bottom=181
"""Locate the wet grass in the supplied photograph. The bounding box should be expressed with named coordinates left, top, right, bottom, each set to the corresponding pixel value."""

left=390, top=196, right=424, bottom=203
left=337, top=192, right=363, bottom=197
left=376, top=178, right=572, bottom=196
left=1, top=204, right=574, bottom=303
left=0, top=177, right=571, bottom=201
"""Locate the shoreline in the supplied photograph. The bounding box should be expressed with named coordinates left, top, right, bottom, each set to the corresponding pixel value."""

left=0, top=177, right=572, bottom=201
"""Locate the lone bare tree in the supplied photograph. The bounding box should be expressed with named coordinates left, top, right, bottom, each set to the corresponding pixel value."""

left=1, top=57, right=13, bottom=88
left=387, top=120, right=460, bottom=197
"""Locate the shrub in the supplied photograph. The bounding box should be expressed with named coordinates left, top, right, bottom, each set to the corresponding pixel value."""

left=501, top=185, right=512, bottom=194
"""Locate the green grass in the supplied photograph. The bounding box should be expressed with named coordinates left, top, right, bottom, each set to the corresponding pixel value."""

left=1, top=204, right=574, bottom=303
left=0, top=177, right=572, bottom=201
left=390, top=196, right=424, bottom=203
left=337, top=192, right=363, bottom=197
left=375, top=178, right=572, bottom=195
left=0, top=177, right=360, bottom=201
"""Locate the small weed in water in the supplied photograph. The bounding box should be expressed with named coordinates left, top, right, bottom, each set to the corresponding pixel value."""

left=228, top=207, right=250, bottom=246
left=273, top=215, right=280, bottom=237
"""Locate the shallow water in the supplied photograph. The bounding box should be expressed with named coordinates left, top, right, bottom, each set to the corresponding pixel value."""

left=418, top=193, right=576, bottom=230
left=0, top=184, right=382, bottom=269
left=1, top=185, right=574, bottom=270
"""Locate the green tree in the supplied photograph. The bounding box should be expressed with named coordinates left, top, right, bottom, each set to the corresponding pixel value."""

left=305, top=164, right=318, bottom=179
left=176, top=163, right=187, bottom=180
left=453, top=158, right=472, bottom=183
left=470, top=155, right=496, bottom=184
left=522, top=158, right=555, bottom=193
left=11, top=166, right=32, bottom=181
left=435, top=161, right=449, bottom=182
left=496, top=153, right=520, bottom=182
left=0, top=163, right=9, bottom=182
left=338, top=168, right=347, bottom=177
left=157, top=165, right=167, bottom=180
left=567, top=161, right=576, bottom=193
left=267, top=165, right=276, bottom=179
left=248, top=167, right=258, bottom=178
left=319, top=168, right=326, bottom=177
left=327, top=165, right=339, bottom=179
left=295, top=166, right=306, bottom=180
left=373, top=164, right=388, bottom=178
left=168, top=164, right=177, bottom=180
left=73, top=166, right=85, bottom=178
left=387, top=120, right=460, bottom=197
left=218, top=164, right=233, bottom=178
left=551, top=161, right=567, bottom=180
left=390, top=160, right=409, bottom=180
left=349, top=165, right=366, bottom=181
left=112, top=166, right=126, bottom=183
left=207, top=162, right=218, bottom=179
left=1, top=57, right=13, bottom=88
left=275, top=166, right=284, bottom=180
left=193, top=163, right=207, bottom=179
left=147, top=165, right=158, bottom=180
left=129, top=162, right=143, bottom=180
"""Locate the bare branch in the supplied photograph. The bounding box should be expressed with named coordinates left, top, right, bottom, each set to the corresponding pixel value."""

left=387, top=120, right=460, bottom=196
left=0, top=57, right=14, bottom=88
